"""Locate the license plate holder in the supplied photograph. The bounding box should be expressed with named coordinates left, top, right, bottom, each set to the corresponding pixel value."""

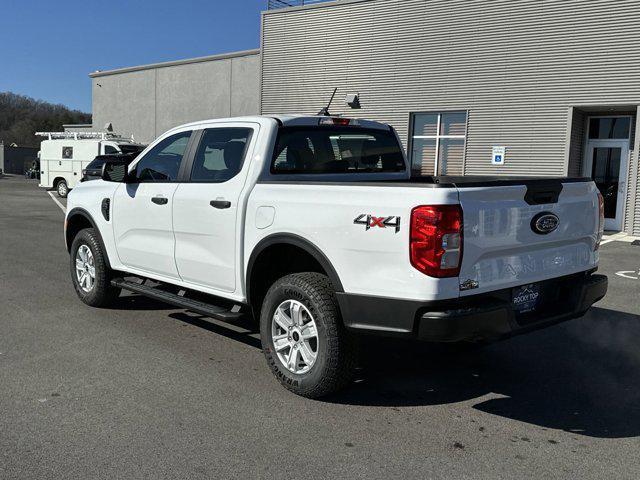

left=512, top=283, right=541, bottom=314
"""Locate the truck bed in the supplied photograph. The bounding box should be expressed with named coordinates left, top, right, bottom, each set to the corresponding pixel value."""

left=413, top=175, right=592, bottom=187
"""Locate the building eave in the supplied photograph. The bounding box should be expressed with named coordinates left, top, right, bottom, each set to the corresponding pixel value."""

left=89, top=48, right=261, bottom=78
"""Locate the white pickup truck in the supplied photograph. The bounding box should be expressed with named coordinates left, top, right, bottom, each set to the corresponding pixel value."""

left=64, top=115, right=608, bottom=398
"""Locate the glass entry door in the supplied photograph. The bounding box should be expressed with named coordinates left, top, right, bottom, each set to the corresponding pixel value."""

left=583, top=116, right=631, bottom=232
left=585, top=141, right=629, bottom=231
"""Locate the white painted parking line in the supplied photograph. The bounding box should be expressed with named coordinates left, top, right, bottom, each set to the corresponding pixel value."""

left=616, top=270, right=639, bottom=280
left=600, top=232, right=640, bottom=245
left=47, top=191, right=66, bottom=213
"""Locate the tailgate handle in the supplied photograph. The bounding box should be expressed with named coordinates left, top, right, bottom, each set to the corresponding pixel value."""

left=524, top=183, right=563, bottom=205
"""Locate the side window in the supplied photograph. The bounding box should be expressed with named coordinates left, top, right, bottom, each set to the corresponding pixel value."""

left=410, top=111, right=467, bottom=176
left=190, top=127, right=253, bottom=182
left=104, top=145, right=119, bottom=154
left=133, top=131, right=191, bottom=182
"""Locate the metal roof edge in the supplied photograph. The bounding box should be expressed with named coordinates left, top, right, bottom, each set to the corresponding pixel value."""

left=89, top=48, right=261, bottom=78
left=262, top=0, right=371, bottom=16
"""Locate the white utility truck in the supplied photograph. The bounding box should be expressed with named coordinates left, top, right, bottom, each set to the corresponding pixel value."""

left=63, top=115, right=608, bottom=398
left=38, top=131, right=144, bottom=197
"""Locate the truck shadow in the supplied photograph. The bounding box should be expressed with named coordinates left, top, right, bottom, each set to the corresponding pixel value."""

left=115, top=293, right=640, bottom=439
left=327, top=306, right=640, bottom=439
left=109, top=293, right=181, bottom=311
left=168, top=311, right=262, bottom=349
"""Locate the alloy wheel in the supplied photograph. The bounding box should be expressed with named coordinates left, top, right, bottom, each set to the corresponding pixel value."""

left=75, top=245, right=95, bottom=293
left=271, top=299, right=319, bottom=374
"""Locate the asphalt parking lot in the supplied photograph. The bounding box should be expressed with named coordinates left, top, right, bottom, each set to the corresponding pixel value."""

left=1, top=175, right=640, bottom=479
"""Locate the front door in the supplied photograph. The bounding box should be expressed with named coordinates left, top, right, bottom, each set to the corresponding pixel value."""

left=172, top=124, right=256, bottom=293
left=583, top=116, right=631, bottom=231
left=112, top=130, right=193, bottom=279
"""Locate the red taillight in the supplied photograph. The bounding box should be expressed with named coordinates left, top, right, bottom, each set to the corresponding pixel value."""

left=319, top=117, right=352, bottom=126
left=595, top=191, right=605, bottom=250
left=410, top=205, right=463, bottom=278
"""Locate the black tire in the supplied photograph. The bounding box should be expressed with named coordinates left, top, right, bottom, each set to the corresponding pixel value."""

left=70, top=228, right=120, bottom=307
left=56, top=179, right=68, bottom=198
left=260, top=272, right=355, bottom=398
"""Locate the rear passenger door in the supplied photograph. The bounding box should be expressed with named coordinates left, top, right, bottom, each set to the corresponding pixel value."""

left=172, top=124, right=257, bottom=293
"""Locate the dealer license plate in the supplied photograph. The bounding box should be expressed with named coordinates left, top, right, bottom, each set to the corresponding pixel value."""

left=512, top=283, right=541, bottom=314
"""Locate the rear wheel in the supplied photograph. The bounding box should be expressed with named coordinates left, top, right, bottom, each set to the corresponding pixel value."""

left=56, top=179, right=68, bottom=198
left=70, top=228, right=120, bottom=307
left=260, top=272, right=355, bottom=398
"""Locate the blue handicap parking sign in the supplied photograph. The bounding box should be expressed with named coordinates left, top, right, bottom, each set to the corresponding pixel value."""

left=492, top=146, right=506, bottom=165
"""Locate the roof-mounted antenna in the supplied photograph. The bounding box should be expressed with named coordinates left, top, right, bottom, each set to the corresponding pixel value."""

left=317, top=87, right=338, bottom=116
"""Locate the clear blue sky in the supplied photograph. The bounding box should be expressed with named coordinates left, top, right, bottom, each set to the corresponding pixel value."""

left=0, top=0, right=266, bottom=113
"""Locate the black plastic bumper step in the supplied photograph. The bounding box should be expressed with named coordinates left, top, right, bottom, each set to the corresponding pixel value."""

left=111, top=278, right=244, bottom=322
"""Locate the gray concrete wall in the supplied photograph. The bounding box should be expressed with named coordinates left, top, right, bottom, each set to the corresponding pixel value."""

left=261, top=0, right=640, bottom=234
left=63, top=124, right=94, bottom=133
left=91, top=50, right=260, bottom=144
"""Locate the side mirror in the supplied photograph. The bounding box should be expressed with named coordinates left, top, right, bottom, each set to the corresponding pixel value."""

left=101, top=160, right=130, bottom=183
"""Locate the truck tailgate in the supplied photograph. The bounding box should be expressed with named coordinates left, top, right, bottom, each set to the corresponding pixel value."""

left=456, top=179, right=600, bottom=296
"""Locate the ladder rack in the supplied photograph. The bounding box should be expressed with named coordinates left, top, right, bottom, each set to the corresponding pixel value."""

left=35, top=131, right=135, bottom=141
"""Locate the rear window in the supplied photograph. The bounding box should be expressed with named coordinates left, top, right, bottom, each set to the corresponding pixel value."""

left=271, top=127, right=405, bottom=174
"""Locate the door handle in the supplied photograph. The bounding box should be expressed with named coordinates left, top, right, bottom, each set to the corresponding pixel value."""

left=210, top=199, right=231, bottom=209
left=151, top=196, right=168, bottom=205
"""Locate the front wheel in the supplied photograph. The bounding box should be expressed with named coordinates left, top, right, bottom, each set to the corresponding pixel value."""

left=260, top=272, right=355, bottom=398
left=56, top=180, right=68, bottom=198
left=70, top=228, right=120, bottom=307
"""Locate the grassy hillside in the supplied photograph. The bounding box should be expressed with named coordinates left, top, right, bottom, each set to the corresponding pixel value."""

left=0, top=92, right=91, bottom=147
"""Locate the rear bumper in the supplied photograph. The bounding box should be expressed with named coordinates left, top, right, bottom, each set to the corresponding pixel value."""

left=336, top=272, right=607, bottom=342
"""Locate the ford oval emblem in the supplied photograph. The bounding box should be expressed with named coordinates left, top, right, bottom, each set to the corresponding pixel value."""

left=531, top=212, right=559, bottom=235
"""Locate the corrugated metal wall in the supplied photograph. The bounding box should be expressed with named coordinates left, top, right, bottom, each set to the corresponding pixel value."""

left=567, top=109, right=585, bottom=178
left=261, top=0, right=640, bottom=234
left=627, top=107, right=640, bottom=234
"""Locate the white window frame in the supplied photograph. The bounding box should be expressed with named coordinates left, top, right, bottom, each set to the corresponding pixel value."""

left=410, top=111, right=467, bottom=175
left=581, top=114, right=633, bottom=177
left=581, top=114, right=632, bottom=232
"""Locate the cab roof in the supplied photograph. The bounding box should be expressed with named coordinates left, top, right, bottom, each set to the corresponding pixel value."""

left=174, top=115, right=392, bottom=132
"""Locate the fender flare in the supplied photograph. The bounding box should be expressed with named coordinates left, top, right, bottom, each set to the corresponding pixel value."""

left=65, top=207, right=112, bottom=270
left=246, top=233, right=344, bottom=307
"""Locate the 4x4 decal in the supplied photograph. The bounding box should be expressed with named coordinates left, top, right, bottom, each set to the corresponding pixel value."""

left=353, top=214, right=401, bottom=233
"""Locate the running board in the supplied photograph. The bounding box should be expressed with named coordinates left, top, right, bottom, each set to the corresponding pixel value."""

left=111, top=278, right=244, bottom=322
